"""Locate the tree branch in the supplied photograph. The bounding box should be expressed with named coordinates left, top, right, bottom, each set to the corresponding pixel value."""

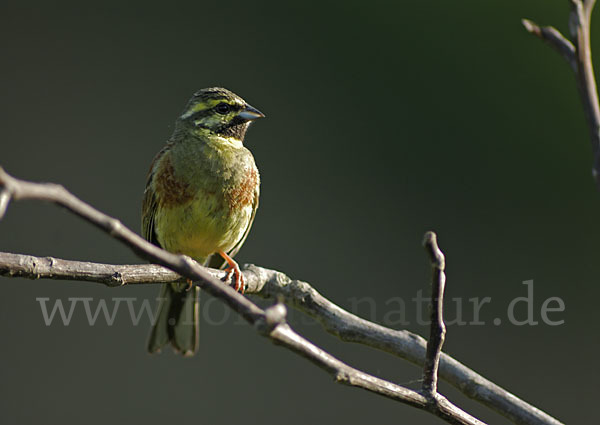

left=0, top=167, right=484, bottom=425
left=523, top=0, right=600, bottom=188
left=0, top=233, right=564, bottom=420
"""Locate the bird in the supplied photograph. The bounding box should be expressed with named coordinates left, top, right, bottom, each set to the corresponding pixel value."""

left=142, top=87, right=264, bottom=356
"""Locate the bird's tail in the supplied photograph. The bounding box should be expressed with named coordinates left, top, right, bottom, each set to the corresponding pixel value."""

left=147, top=283, right=199, bottom=356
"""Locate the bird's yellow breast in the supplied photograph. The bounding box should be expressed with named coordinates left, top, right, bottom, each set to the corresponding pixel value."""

left=154, top=192, right=254, bottom=263
left=150, top=137, right=258, bottom=263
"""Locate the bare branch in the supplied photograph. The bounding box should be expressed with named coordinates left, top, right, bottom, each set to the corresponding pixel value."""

left=0, top=168, right=483, bottom=425
left=0, top=253, right=564, bottom=425
left=421, top=231, right=446, bottom=397
left=523, top=1, right=600, bottom=188
left=0, top=252, right=209, bottom=287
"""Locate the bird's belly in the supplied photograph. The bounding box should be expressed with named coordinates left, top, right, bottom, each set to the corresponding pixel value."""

left=154, top=192, right=253, bottom=263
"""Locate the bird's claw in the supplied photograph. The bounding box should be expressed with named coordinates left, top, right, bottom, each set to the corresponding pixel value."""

left=224, top=264, right=245, bottom=293
left=185, top=278, right=194, bottom=291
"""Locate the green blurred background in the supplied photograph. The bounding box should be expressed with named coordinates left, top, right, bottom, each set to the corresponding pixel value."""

left=1, top=1, right=598, bottom=423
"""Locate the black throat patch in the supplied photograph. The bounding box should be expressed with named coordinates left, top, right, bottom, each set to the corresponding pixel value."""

left=215, top=117, right=250, bottom=141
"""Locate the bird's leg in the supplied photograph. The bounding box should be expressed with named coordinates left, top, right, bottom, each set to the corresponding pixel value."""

left=218, top=250, right=245, bottom=293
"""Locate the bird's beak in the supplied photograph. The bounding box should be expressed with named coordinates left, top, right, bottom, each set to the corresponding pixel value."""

left=237, top=104, right=265, bottom=121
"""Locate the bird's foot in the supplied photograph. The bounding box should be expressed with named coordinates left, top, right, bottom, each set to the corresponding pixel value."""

left=185, top=278, right=194, bottom=291
left=219, top=250, right=245, bottom=293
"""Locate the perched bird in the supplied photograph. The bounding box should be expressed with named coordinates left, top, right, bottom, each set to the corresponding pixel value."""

left=142, top=87, right=264, bottom=356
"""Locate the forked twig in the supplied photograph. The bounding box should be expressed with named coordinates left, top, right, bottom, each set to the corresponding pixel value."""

left=523, top=0, right=600, bottom=188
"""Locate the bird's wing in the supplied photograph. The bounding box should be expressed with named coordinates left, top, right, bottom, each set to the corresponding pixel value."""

left=141, top=183, right=159, bottom=246
left=141, top=142, right=172, bottom=245
left=205, top=184, right=259, bottom=269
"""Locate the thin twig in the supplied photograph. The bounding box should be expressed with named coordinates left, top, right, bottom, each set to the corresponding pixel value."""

left=521, top=19, right=576, bottom=70
left=421, top=231, right=446, bottom=397
left=0, top=167, right=483, bottom=425
left=523, top=0, right=600, bottom=188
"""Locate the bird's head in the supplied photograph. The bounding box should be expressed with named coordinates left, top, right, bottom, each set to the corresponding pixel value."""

left=177, top=87, right=265, bottom=142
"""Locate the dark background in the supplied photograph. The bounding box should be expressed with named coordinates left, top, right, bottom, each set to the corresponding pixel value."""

left=1, top=1, right=597, bottom=423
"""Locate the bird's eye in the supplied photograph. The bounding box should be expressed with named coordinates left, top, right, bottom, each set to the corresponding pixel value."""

left=215, top=103, right=231, bottom=115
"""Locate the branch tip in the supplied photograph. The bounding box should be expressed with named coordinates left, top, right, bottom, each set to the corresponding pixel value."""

left=0, top=190, right=10, bottom=220
left=521, top=18, right=540, bottom=35
left=423, top=231, right=445, bottom=270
